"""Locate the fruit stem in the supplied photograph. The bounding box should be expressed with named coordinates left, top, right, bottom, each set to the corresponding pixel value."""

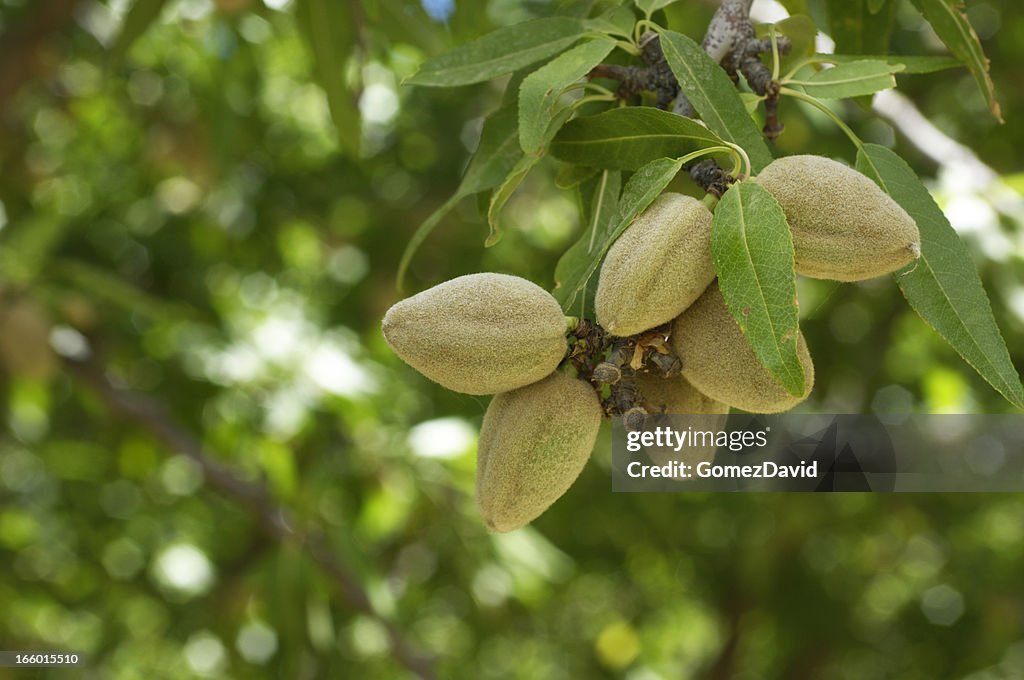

left=779, top=87, right=864, bottom=150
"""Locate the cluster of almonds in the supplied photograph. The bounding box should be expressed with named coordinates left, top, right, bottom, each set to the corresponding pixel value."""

left=383, top=154, right=920, bottom=532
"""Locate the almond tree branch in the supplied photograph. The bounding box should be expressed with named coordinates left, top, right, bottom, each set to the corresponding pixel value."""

left=64, top=357, right=438, bottom=680
left=701, top=0, right=755, bottom=64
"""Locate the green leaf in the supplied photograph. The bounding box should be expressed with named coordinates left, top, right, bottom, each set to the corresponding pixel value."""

left=787, top=60, right=904, bottom=99
left=909, top=0, right=1002, bottom=121
left=550, top=106, right=727, bottom=170
left=486, top=102, right=580, bottom=246
left=711, top=181, right=804, bottom=397
left=739, top=92, right=764, bottom=115
left=405, top=17, right=586, bottom=87
left=297, top=0, right=360, bottom=157
left=108, top=0, right=169, bottom=65
left=519, top=37, right=616, bottom=154
left=855, top=144, right=1024, bottom=408
left=486, top=154, right=542, bottom=247
left=551, top=0, right=601, bottom=19
left=554, top=157, right=684, bottom=312
left=585, top=6, right=637, bottom=39
left=814, top=53, right=962, bottom=74
left=825, top=0, right=898, bottom=111
left=635, top=0, right=679, bottom=16
left=396, top=102, right=523, bottom=290
left=826, top=0, right=899, bottom=55
left=553, top=170, right=622, bottom=317
left=657, top=30, right=774, bottom=172
left=868, top=0, right=887, bottom=13
left=395, top=197, right=459, bottom=293
left=461, top=103, right=525, bottom=194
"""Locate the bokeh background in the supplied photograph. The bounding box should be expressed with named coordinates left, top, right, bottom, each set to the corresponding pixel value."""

left=1, top=0, right=1023, bottom=678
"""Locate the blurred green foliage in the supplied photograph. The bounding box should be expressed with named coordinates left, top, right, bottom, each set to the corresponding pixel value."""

left=0, top=0, right=1023, bottom=678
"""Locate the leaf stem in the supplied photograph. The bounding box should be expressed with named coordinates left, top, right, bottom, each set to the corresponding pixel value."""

left=562, top=81, right=616, bottom=99
left=570, top=93, right=618, bottom=112
left=724, top=142, right=751, bottom=180
left=634, top=18, right=660, bottom=44
left=780, top=55, right=820, bottom=83
left=583, top=30, right=640, bottom=56
left=676, top=146, right=739, bottom=174
left=769, top=25, right=781, bottom=83
left=779, top=87, right=864, bottom=150
left=612, top=39, right=641, bottom=56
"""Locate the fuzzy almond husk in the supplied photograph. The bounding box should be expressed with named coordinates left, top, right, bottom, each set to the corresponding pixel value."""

left=382, top=273, right=567, bottom=395
left=636, top=372, right=729, bottom=472
left=637, top=371, right=730, bottom=416
left=670, top=282, right=814, bottom=413
left=476, top=371, right=602, bottom=533
left=756, top=155, right=920, bottom=281
left=595, top=193, right=716, bottom=337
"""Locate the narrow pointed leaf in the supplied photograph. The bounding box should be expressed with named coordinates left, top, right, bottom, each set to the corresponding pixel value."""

left=396, top=102, right=522, bottom=290
left=814, top=53, right=961, bottom=74
left=909, top=0, right=1002, bottom=120
left=519, top=37, right=616, bottom=154
left=405, top=17, right=586, bottom=87
left=555, top=157, right=684, bottom=312
left=395, top=197, right=460, bottom=293
left=550, top=106, right=727, bottom=170
left=657, top=30, right=774, bottom=172
left=486, top=154, right=541, bottom=246
left=712, top=180, right=804, bottom=396
left=585, top=6, right=637, bottom=39
left=460, top=104, right=524, bottom=195
left=486, top=104, right=576, bottom=245
left=739, top=92, right=764, bottom=114
left=553, top=171, right=622, bottom=317
left=856, top=143, right=1023, bottom=408
left=635, top=0, right=680, bottom=16
left=788, top=60, right=904, bottom=99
